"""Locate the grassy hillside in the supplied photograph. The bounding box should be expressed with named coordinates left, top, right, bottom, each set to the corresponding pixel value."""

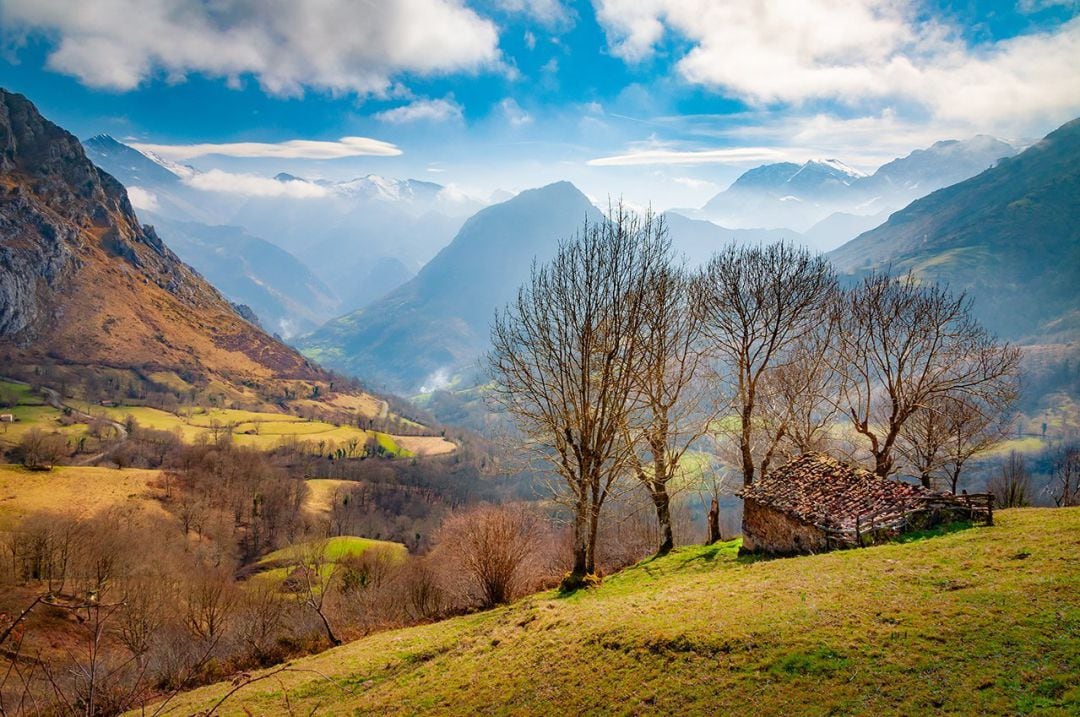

left=163, top=508, right=1078, bottom=716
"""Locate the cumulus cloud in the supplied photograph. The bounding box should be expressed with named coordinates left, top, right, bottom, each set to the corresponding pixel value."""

left=126, top=186, right=159, bottom=211
left=3, top=0, right=501, bottom=95
left=375, top=96, right=464, bottom=123
left=500, top=98, right=533, bottom=126
left=594, top=1, right=1080, bottom=127
left=130, top=137, right=401, bottom=161
left=588, top=146, right=796, bottom=167
left=184, top=170, right=331, bottom=198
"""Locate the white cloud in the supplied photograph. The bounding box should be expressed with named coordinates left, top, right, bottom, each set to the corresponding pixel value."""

left=131, top=136, right=401, bottom=161
left=588, top=146, right=797, bottom=167
left=500, top=98, right=533, bottom=126
left=184, top=170, right=331, bottom=198
left=594, top=1, right=1080, bottom=129
left=126, top=186, right=158, bottom=211
left=3, top=0, right=501, bottom=95
left=375, top=96, right=464, bottom=123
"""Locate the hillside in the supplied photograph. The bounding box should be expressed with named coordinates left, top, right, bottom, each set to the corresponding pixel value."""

left=829, top=117, right=1080, bottom=342
left=141, top=215, right=341, bottom=337
left=162, top=508, right=1080, bottom=715
left=300, top=182, right=603, bottom=392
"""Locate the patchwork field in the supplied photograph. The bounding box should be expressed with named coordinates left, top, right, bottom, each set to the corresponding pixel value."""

left=162, top=508, right=1079, bottom=716
left=76, top=404, right=452, bottom=457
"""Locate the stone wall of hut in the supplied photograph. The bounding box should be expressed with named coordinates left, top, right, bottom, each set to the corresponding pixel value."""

left=741, top=499, right=829, bottom=554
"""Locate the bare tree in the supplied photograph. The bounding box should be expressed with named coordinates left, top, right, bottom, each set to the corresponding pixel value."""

left=756, top=304, right=846, bottom=468
left=836, top=272, right=1021, bottom=478
left=17, top=429, right=68, bottom=470
left=899, top=379, right=1017, bottom=492
left=1050, top=443, right=1080, bottom=507
left=988, top=450, right=1032, bottom=508
left=489, top=204, right=666, bottom=582
left=624, top=262, right=712, bottom=554
left=286, top=541, right=342, bottom=646
left=701, top=243, right=836, bottom=485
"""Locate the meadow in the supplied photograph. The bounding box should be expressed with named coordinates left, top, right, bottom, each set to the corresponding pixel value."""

left=162, top=508, right=1079, bottom=716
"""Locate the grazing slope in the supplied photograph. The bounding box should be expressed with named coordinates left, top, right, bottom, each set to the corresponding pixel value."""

left=165, top=508, right=1079, bottom=716
left=829, top=117, right=1080, bottom=342
left=300, top=182, right=602, bottom=391
left=0, top=89, right=327, bottom=388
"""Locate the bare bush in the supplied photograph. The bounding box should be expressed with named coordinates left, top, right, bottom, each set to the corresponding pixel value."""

left=17, top=428, right=68, bottom=470
left=433, top=504, right=544, bottom=608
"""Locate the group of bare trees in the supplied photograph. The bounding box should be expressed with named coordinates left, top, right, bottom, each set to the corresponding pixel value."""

left=489, top=205, right=1021, bottom=581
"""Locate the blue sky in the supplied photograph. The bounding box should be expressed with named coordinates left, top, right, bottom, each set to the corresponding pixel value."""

left=1, top=0, right=1078, bottom=208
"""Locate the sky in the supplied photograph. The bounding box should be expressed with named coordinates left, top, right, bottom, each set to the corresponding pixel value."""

left=1, top=0, right=1079, bottom=209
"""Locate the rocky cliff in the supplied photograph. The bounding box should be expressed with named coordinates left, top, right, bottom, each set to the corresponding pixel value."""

left=0, top=88, right=325, bottom=384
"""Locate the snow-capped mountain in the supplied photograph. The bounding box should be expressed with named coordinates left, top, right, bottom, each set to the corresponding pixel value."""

left=693, top=136, right=1018, bottom=245
left=83, top=135, right=488, bottom=326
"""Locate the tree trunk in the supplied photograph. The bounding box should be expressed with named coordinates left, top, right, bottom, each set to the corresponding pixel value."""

left=706, top=499, right=721, bottom=545
left=571, top=501, right=589, bottom=578
left=740, top=403, right=755, bottom=486
left=919, top=472, right=932, bottom=489
left=585, top=503, right=600, bottom=575
left=651, top=485, right=674, bottom=555
left=316, top=607, right=340, bottom=646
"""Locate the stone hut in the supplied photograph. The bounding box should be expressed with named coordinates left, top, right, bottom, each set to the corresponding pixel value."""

left=738, top=453, right=991, bottom=555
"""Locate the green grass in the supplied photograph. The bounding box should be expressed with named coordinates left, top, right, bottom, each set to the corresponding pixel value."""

left=250, top=536, right=408, bottom=585
left=257, top=536, right=408, bottom=567
left=162, top=508, right=1080, bottom=716
left=0, top=387, right=89, bottom=449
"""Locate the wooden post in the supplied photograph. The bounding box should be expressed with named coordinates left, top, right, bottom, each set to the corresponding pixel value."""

left=987, top=493, right=994, bottom=526
left=856, top=514, right=863, bottom=548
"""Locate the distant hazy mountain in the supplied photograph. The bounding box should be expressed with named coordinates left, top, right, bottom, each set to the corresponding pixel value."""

left=697, top=137, right=1018, bottom=241
left=662, top=212, right=803, bottom=265
left=142, top=215, right=340, bottom=338
left=829, top=118, right=1080, bottom=342
left=82, top=135, right=482, bottom=315
left=300, top=182, right=601, bottom=392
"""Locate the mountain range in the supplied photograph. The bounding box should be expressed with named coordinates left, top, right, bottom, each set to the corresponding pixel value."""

left=829, top=119, right=1080, bottom=343
left=299, top=181, right=602, bottom=392
left=690, top=135, right=1019, bottom=245
left=82, top=135, right=483, bottom=330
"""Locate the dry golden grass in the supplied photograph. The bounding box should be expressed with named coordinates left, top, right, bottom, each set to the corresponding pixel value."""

left=0, top=464, right=168, bottom=528
left=393, top=435, right=457, bottom=457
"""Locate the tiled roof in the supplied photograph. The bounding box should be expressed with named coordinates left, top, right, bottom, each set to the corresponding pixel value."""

left=738, top=453, right=934, bottom=532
